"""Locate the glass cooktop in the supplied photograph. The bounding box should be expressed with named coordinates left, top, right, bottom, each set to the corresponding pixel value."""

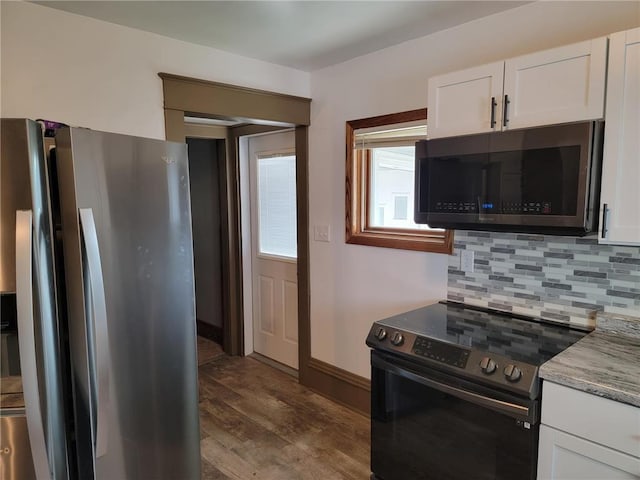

left=376, top=301, right=589, bottom=366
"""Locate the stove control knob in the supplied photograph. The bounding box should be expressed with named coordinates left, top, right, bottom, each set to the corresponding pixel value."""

left=375, top=327, right=387, bottom=341
left=479, top=357, right=497, bottom=374
left=390, top=332, right=405, bottom=346
left=503, top=364, right=522, bottom=382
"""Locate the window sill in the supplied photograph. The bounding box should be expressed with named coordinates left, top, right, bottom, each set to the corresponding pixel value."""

left=346, top=229, right=454, bottom=254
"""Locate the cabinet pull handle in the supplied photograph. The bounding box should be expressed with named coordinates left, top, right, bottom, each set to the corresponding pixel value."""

left=503, top=94, right=510, bottom=127
left=601, top=203, right=609, bottom=239
left=490, top=97, right=497, bottom=128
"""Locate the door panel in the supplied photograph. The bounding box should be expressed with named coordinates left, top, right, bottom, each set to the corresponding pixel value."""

left=258, top=275, right=275, bottom=335
left=538, top=425, right=640, bottom=479
left=283, top=280, right=298, bottom=343
left=503, top=37, right=607, bottom=130
left=55, top=128, right=200, bottom=480
left=248, top=131, right=298, bottom=369
left=428, top=62, right=504, bottom=139
left=600, top=28, right=640, bottom=245
left=0, top=416, right=37, bottom=480
left=1, top=119, right=69, bottom=480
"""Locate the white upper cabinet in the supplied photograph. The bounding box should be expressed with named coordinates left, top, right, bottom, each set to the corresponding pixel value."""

left=599, top=27, right=640, bottom=245
left=427, top=62, right=504, bottom=139
left=503, top=38, right=607, bottom=130
left=428, top=38, right=608, bottom=139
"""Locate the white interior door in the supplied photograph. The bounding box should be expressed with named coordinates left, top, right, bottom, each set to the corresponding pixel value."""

left=248, top=131, right=298, bottom=369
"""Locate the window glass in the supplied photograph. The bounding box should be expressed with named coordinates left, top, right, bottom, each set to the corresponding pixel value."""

left=258, top=154, right=297, bottom=258
left=369, top=146, right=431, bottom=229
left=394, top=196, right=408, bottom=220
left=345, top=109, right=453, bottom=254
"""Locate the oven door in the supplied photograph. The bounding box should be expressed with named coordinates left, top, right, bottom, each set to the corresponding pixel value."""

left=371, top=351, right=539, bottom=480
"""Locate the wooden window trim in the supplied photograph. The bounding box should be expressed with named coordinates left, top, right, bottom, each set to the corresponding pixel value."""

left=345, top=109, right=453, bottom=254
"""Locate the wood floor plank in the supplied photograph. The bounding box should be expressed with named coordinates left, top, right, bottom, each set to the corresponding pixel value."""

left=201, top=436, right=258, bottom=480
left=197, top=341, right=370, bottom=480
left=201, top=458, right=233, bottom=480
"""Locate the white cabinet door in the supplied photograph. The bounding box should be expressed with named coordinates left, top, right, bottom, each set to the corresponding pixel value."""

left=427, top=62, right=503, bottom=139
left=538, top=425, right=640, bottom=480
left=503, top=37, right=607, bottom=130
left=542, top=382, right=640, bottom=459
left=600, top=27, right=640, bottom=245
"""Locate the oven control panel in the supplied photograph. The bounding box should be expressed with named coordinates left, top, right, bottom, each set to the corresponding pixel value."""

left=413, top=337, right=469, bottom=369
left=366, top=323, right=539, bottom=398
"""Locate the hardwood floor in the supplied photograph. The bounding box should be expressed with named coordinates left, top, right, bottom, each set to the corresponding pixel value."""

left=197, top=335, right=225, bottom=366
left=197, top=339, right=371, bottom=479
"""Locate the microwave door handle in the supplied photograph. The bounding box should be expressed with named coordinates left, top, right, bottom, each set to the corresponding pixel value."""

left=372, top=354, right=531, bottom=421
left=16, top=210, right=53, bottom=480
left=79, top=208, right=110, bottom=458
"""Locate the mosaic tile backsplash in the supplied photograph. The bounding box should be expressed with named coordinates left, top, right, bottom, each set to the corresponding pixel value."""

left=448, top=231, right=640, bottom=328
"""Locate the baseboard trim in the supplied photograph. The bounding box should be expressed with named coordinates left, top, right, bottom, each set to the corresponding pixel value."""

left=196, top=320, right=223, bottom=345
left=249, top=352, right=299, bottom=379
left=304, top=358, right=370, bottom=415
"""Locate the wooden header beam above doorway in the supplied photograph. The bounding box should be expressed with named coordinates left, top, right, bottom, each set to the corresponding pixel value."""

left=159, top=73, right=311, bottom=127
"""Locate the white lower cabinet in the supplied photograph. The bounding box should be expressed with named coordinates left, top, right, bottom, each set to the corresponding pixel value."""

left=538, top=381, right=640, bottom=480
left=538, top=425, right=640, bottom=480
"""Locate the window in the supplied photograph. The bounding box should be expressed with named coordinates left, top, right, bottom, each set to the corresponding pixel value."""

left=393, top=195, right=408, bottom=221
left=345, top=109, right=453, bottom=253
left=257, top=153, right=297, bottom=259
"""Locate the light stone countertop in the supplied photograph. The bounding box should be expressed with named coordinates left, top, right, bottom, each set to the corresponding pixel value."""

left=540, top=312, right=640, bottom=408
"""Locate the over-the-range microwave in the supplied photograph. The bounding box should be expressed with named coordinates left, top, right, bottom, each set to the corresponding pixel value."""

left=414, top=121, right=604, bottom=236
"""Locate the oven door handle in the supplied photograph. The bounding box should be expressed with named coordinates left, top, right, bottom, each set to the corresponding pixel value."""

left=373, top=354, right=532, bottom=422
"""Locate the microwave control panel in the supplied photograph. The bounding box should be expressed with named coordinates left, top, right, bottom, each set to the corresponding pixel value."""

left=433, top=201, right=553, bottom=215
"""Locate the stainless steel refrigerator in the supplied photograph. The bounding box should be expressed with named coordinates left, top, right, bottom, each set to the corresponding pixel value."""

left=0, top=118, right=201, bottom=479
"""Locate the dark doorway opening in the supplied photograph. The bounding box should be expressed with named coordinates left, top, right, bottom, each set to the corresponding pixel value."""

left=187, top=137, right=225, bottom=346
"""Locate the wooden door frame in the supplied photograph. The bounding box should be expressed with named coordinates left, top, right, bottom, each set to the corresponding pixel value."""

left=159, top=73, right=370, bottom=414
left=160, top=72, right=311, bottom=364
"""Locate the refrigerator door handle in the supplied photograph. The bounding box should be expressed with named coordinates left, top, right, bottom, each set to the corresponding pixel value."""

left=79, top=208, right=110, bottom=459
left=16, top=210, right=52, bottom=480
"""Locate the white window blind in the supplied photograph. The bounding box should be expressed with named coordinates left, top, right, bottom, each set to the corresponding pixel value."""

left=257, top=154, right=297, bottom=259
left=354, top=120, right=427, bottom=149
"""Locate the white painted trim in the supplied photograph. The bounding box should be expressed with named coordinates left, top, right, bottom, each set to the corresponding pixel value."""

left=239, top=135, right=254, bottom=356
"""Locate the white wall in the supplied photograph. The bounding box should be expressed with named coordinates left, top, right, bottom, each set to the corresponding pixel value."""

left=0, top=1, right=310, bottom=139
left=309, top=1, right=640, bottom=378
left=4, top=0, right=640, bottom=380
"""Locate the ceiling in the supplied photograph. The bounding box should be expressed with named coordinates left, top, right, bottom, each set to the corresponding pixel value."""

left=34, top=1, right=528, bottom=71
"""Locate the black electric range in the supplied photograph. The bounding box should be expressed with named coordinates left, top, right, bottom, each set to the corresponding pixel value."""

left=366, top=301, right=590, bottom=480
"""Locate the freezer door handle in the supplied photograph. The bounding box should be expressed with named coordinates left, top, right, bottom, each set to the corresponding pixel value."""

left=79, top=208, right=110, bottom=459
left=16, top=210, right=52, bottom=480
